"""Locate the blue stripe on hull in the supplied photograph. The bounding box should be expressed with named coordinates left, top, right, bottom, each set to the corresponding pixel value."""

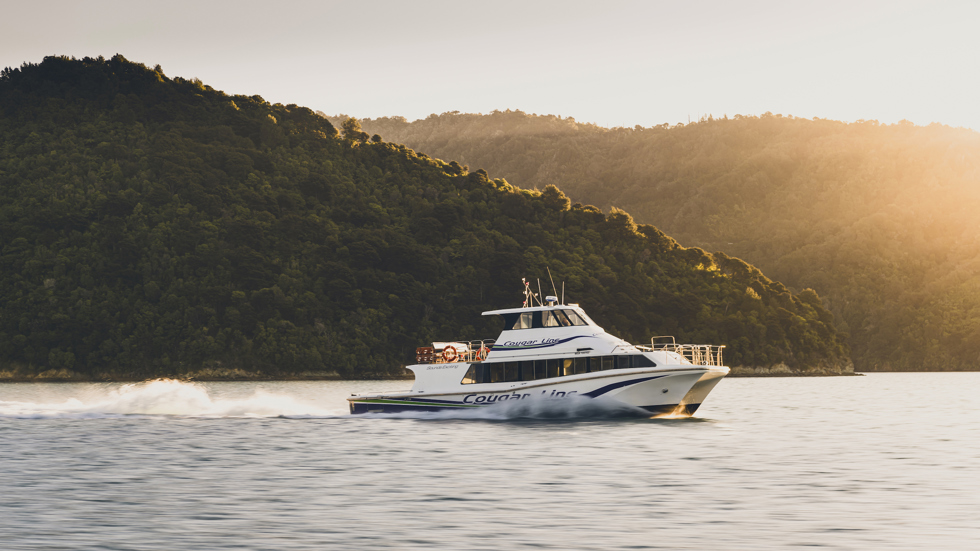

left=582, top=375, right=665, bottom=398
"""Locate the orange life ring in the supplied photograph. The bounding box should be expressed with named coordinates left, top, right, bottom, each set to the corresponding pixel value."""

left=442, top=347, right=458, bottom=363
left=476, top=347, right=490, bottom=361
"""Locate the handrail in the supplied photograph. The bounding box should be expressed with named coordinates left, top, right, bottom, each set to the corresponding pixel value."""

left=633, top=341, right=726, bottom=367
left=416, top=339, right=496, bottom=364
left=416, top=336, right=725, bottom=366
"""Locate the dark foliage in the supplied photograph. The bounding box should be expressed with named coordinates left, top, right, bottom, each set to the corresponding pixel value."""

left=0, top=56, right=848, bottom=379
left=353, top=110, right=980, bottom=372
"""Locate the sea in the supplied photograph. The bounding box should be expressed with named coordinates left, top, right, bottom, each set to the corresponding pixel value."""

left=1, top=373, right=977, bottom=550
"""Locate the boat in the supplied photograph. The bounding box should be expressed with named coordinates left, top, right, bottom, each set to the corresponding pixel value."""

left=348, top=281, right=730, bottom=417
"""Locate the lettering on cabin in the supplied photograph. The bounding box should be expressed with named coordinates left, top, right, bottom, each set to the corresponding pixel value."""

left=503, top=340, right=538, bottom=346
left=462, top=390, right=578, bottom=403
left=502, top=337, right=567, bottom=347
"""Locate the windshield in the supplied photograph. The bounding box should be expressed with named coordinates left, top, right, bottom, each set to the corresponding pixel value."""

left=570, top=309, right=597, bottom=326
left=504, top=308, right=595, bottom=329
left=563, top=310, right=587, bottom=326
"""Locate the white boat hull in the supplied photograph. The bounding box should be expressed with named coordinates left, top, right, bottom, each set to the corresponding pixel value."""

left=349, top=365, right=729, bottom=417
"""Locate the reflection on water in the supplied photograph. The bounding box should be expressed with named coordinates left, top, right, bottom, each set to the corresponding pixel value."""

left=1, top=373, right=978, bottom=549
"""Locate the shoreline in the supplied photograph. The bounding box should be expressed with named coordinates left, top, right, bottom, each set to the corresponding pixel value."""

left=727, top=372, right=863, bottom=378
left=0, top=375, right=411, bottom=383
left=3, top=368, right=976, bottom=384
left=0, top=372, right=902, bottom=383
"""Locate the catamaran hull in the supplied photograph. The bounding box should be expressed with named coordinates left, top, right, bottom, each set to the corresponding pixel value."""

left=348, top=366, right=729, bottom=417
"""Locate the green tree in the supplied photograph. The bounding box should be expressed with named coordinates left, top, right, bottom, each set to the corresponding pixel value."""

left=0, top=55, right=850, bottom=380
left=341, top=117, right=369, bottom=144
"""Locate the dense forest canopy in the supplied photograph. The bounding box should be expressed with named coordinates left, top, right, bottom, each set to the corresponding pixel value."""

left=347, top=110, right=980, bottom=372
left=0, top=56, right=848, bottom=380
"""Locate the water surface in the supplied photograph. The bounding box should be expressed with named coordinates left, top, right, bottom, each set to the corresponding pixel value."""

left=1, top=373, right=977, bottom=549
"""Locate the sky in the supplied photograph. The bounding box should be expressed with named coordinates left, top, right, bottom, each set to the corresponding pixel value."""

left=3, top=0, right=978, bottom=131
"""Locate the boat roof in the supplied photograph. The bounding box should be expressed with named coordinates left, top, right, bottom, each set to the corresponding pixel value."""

left=482, top=305, right=584, bottom=316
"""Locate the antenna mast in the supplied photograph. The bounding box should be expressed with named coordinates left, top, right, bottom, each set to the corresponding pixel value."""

left=547, top=267, right=558, bottom=299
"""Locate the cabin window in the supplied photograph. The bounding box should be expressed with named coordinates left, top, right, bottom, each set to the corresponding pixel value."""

left=532, top=311, right=543, bottom=328
left=564, top=310, right=588, bottom=326
left=562, top=358, right=574, bottom=376
left=542, top=310, right=575, bottom=327
left=554, top=310, right=573, bottom=326
left=534, top=360, right=547, bottom=379
left=490, top=363, right=505, bottom=383
left=461, top=364, right=489, bottom=384
left=520, top=361, right=535, bottom=381
left=546, top=359, right=560, bottom=378
left=632, top=354, right=656, bottom=368
left=512, top=313, right=533, bottom=330
left=463, top=354, right=652, bottom=386
left=542, top=311, right=559, bottom=327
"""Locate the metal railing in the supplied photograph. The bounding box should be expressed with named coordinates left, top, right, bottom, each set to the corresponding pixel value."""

left=416, top=339, right=496, bottom=364
left=633, top=336, right=726, bottom=367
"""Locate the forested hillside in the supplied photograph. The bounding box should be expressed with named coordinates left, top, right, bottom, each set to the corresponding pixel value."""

left=0, top=56, right=848, bottom=380
left=350, top=111, right=980, bottom=372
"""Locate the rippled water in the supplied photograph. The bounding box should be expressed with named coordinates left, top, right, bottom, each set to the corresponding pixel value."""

left=1, top=373, right=978, bottom=550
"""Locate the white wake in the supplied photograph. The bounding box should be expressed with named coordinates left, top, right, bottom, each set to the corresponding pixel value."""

left=0, top=379, right=335, bottom=419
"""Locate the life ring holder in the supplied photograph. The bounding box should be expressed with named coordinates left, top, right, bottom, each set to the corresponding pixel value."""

left=476, top=347, right=490, bottom=361
left=442, top=347, right=458, bottom=363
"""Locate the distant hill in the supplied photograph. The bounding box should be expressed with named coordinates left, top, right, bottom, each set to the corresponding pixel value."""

left=0, top=56, right=849, bottom=380
left=347, top=111, right=980, bottom=372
